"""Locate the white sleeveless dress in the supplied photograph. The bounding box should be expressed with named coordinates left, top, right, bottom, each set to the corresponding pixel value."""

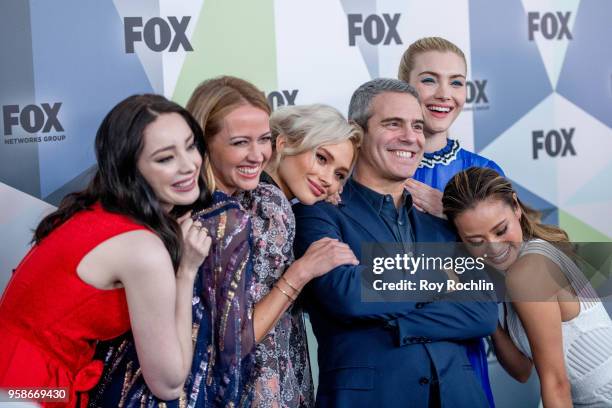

left=504, top=239, right=612, bottom=407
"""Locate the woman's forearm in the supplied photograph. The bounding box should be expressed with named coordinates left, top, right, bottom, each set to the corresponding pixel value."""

left=253, top=260, right=308, bottom=342
left=174, top=269, right=197, bottom=378
left=491, top=324, right=533, bottom=383
left=251, top=237, right=358, bottom=342
left=253, top=289, right=292, bottom=342
left=540, top=375, right=572, bottom=408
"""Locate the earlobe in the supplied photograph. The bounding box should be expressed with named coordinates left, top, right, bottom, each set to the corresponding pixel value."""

left=275, top=134, right=286, bottom=154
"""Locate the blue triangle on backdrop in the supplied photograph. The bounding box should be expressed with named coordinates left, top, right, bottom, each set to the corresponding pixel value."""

left=557, top=0, right=612, bottom=128
left=469, top=0, right=553, bottom=153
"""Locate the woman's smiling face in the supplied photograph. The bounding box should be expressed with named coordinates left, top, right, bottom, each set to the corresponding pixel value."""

left=276, top=140, right=354, bottom=204
left=408, top=50, right=467, bottom=138
left=136, top=112, right=202, bottom=212
left=207, top=104, right=272, bottom=195
left=453, top=197, right=524, bottom=271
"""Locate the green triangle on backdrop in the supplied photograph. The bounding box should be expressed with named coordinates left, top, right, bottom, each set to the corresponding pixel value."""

left=172, top=0, right=277, bottom=106
left=559, top=209, right=611, bottom=242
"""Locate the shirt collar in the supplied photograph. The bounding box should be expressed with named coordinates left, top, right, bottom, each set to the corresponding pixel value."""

left=349, top=178, right=414, bottom=214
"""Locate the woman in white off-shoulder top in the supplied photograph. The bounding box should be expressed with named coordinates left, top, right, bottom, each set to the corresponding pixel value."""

left=442, top=167, right=612, bottom=408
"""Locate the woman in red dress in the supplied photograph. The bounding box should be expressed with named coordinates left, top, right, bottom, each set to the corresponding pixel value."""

left=0, top=94, right=212, bottom=407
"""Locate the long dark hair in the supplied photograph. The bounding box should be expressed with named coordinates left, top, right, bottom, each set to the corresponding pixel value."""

left=442, top=167, right=569, bottom=243
left=33, top=94, right=210, bottom=269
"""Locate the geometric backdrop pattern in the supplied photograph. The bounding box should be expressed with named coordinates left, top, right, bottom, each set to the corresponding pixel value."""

left=1, top=2, right=610, bottom=406
left=2, top=0, right=609, bottom=241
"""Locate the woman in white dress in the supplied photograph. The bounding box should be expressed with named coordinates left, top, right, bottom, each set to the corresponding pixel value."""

left=442, top=166, right=612, bottom=408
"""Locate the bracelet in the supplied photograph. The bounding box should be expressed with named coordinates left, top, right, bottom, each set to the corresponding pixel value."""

left=274, top=284, right=297, bottom=302
left=281, top=275, right=300, bottom=294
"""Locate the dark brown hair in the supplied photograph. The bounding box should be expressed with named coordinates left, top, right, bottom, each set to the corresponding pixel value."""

left=33, top=94, right=210, bottom=269
left=442, top=167, right=569, bottom=243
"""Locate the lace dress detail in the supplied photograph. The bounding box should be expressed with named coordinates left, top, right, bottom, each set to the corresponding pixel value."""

left=505, top=239, right=612, bottom=407
left=237, top=183, right=314, bottom=408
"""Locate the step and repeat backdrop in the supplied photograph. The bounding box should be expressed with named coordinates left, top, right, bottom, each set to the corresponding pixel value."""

left=1, top=0, right=610, bottom=406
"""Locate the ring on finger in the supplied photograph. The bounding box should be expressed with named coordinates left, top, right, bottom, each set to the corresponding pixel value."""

left=191, top=223, right=207, bottom=233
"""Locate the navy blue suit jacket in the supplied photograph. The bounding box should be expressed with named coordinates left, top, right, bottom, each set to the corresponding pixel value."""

left=293, top=179, right=497, bottom=407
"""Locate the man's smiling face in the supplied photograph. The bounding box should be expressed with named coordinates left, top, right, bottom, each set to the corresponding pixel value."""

left=358, top=91, right=425, bottom=183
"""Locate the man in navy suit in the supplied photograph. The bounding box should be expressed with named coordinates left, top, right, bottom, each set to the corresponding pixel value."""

left=293, top=79, right=498, bottom=407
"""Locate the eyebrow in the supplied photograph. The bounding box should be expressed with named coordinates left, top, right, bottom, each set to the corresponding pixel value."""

left=229, top=131, right=272, bottom=141
left=464, top=219, right=506, bottom=239
left=229, top=135, right=249, bottom=142
left=150, top=133, right=194, bottom=157
left=380, top=117, right=405, bottom=125
left=319, top=147, right=349, bottom=173
left=417, top=70, right=466, bottom=79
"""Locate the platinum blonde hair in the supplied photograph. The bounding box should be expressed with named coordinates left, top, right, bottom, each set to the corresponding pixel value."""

left=269, top=104, right=362, bottom=171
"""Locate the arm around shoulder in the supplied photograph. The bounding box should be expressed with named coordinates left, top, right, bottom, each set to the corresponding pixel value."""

left=294, top=203, right=426, bottom=323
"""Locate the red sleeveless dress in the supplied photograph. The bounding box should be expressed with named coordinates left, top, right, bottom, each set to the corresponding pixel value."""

left=0, top=204, right=149, bottom=407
